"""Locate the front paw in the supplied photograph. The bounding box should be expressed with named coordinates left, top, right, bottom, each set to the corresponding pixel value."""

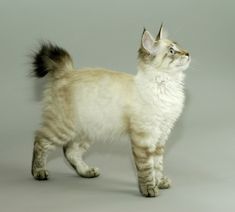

left=158, top=176, right=172, bottom=189
left=139, top=183, right=160, bottom=197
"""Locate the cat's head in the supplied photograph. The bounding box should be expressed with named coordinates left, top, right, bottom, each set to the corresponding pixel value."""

left=138, top=24, right=190, bottom=73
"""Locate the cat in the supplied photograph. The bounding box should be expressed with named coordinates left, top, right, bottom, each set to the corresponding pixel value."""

left=31, top=24, right=190, bottom=197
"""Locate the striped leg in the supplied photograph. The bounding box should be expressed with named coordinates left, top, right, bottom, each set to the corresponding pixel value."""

left=31, top=118, right=76, bottom=180
left=63, top=140, right=100, bottom=178
left=154, top=146, right=172, bottom=189
left=31, top=136, right=56, bottom=180
left=154, top=126, right=173, bottom=189
left=132, top=143, right=159, bottom=197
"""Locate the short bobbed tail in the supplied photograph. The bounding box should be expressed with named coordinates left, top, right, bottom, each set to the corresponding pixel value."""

left=32, top=42, right=74, bottom=78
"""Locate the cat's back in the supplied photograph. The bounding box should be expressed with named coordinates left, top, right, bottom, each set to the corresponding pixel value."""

left=67, top=68, right=135, bottom=104
left=70, top=68, right=133, bottom=85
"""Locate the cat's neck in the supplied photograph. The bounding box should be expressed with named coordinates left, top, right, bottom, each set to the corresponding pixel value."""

left=134, top=65, right=185, bottom=105
left=135, top=65, right=185, bottom=87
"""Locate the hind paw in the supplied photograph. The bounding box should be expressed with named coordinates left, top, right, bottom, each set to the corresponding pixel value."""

left=79, top=167, right=100, bottom=178
left=33, top=169, right=49, bottom=181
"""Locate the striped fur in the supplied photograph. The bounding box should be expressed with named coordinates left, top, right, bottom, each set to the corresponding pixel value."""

left=31, top=27, right=190, bottom=197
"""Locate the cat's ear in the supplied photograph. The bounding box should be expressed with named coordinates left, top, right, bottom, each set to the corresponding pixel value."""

left=156, top=23, right=168, bottom=40
left=141, top=28, right=158, bottom=54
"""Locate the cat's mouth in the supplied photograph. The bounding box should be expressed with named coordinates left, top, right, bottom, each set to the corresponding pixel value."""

left=174, top=58, right=190, bottom=71
left=177, top=56, right=191, bottom=67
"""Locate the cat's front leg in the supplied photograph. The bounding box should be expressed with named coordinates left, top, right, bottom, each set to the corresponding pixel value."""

left=153, top=125, right=173, bottom=189
left=154, top=153, right=172, bottom=189
left=131, top=139, right=160, bottom=197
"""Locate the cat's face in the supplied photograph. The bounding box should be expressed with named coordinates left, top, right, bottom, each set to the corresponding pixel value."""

left=138, top=25, right=191, bottom=73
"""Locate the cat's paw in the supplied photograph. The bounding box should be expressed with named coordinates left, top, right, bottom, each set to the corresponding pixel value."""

left=79, top=167, right=100, bottom=178
left=33, top=169, right=49, bottom=181
left=139, top=184, right=160, bottom=197
left=158, top=176, right=172, bottom=189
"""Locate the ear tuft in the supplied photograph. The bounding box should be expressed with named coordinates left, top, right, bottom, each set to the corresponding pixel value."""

left=156, top=23, right=163, bottom=40
left=156, top=23, right=168, bottom=40
left=142, top=27, right=146, bottom=35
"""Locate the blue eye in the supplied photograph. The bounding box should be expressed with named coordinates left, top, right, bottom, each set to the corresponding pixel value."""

left=169, top=48, right=175, bottom=54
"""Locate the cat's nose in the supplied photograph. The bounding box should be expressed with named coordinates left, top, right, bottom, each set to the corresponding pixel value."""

left=185, top=52, right=189, bottom=57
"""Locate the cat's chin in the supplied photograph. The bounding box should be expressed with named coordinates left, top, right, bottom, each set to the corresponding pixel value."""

left=173, top=60, right=190, bottom=72
left=163, top=65, right=188, bottom=74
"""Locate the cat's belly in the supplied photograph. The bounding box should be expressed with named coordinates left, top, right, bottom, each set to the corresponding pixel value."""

left=76, top=113, right=128, bottom=143
left=75, top=99, right=128, bottom=143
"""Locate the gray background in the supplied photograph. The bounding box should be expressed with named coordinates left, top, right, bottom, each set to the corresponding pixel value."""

left=0, top=0, right=235, bottom=211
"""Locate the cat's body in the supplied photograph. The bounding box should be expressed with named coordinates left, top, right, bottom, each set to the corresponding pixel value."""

left=31, top=25, right=190, bottom=197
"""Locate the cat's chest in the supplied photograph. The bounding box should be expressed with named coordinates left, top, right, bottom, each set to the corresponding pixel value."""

left=139, top=82, right=184, bottom=120
left=155, top=84, right=184, bottom=114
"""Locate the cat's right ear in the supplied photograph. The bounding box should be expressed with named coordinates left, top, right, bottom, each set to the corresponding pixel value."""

left=141, top=29, right=158, bottom=55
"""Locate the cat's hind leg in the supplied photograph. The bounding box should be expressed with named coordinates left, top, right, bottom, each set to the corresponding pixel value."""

left=31, top=135, right=56, bottom=180
left=31, top=121, right=76, bottom=180
left=63, top=139, right=100, bottom=178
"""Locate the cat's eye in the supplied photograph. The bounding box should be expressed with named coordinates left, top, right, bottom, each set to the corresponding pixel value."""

left=169, top=47, right=175, bottom=54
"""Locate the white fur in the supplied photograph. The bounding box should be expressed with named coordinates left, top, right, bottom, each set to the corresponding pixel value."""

left=71, top=67, right=186, bottom=149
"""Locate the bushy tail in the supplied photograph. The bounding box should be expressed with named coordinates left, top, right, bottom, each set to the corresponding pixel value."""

left=32, top=42, right=74, bottom=78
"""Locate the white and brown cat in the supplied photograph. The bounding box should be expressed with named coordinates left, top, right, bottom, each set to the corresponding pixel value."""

left=31, top=24, right=190, bottom=197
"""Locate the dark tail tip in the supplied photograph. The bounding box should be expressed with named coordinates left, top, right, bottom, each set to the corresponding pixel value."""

left=32, top=42, right=72, bottom=78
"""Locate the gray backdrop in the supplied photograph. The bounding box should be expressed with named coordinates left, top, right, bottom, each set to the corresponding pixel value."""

left=0, top=0, right=235, bottom=211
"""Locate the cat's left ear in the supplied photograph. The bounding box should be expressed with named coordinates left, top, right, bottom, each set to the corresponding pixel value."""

left=156, top=23, right=168, bottom=40
left=141, top=28, right=158, bottom=54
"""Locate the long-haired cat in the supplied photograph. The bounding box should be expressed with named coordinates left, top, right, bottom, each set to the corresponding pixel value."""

left=31, top=24, right=190, bottom=197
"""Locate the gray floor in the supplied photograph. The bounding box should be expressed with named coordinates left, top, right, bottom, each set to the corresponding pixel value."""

left=1, top=0, right=235, bottom=211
